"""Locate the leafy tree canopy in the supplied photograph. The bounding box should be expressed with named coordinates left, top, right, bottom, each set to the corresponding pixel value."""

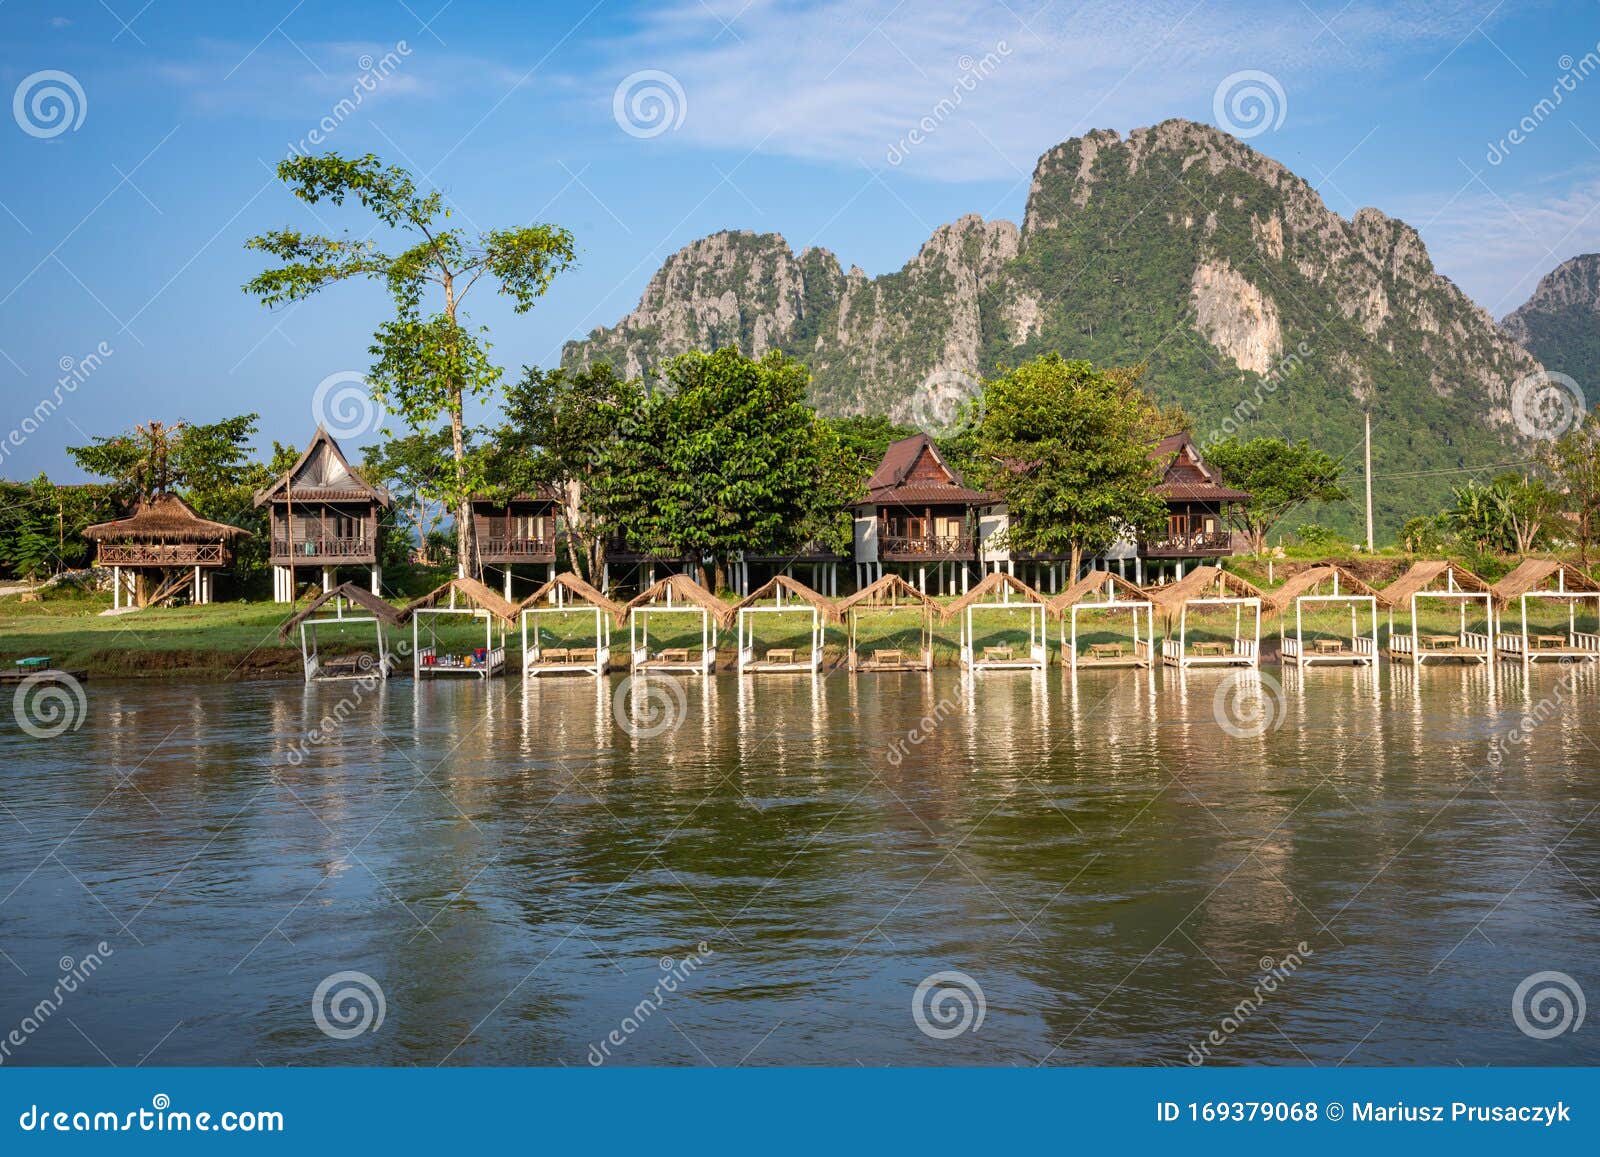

left=1205, top=436, right=1349, bottom=552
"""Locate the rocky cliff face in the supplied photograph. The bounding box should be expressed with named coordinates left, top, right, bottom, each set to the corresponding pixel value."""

left=1501, top=254, right=1600, bottom=383
left=565, top=119, right=1550, bottom=532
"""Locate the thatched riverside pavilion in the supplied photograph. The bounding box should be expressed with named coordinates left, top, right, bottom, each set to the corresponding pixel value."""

left=404, top=576, right=519, bottom=679
left=1490, top=559, right=1600, bottom=666
left=834, top=574, right=936, bottom=672
left=728, top=575, right=837, bottom=675
left=83, top=494, right=249, bottom=608
left=1148, top=566, right=1264, bottom=668
left=1267, top=565, right=1382, bottom=668
left=517, top=572, right=622, bottom=677
left=943, top=572, right=1049, bottom=671
left=1380, top=561, right=1494, bottom=667
left=278, top=582, right=407, bottom=682
left=618, top=574, right=731, bottom=676
left=1048, top=570, right=1154, bottom=672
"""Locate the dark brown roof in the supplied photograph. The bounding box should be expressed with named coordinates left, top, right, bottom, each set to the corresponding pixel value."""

left=83, top=494, right=251, bottom=543
left=254, top=426, right=394, bottom=509
left=1150, top=432, right=1250, bottom=502
left=854, top=433, right=996, bottom=508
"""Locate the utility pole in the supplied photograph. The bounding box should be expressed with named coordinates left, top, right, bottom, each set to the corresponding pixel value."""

left=1364, top=410, right=1375, bottom=552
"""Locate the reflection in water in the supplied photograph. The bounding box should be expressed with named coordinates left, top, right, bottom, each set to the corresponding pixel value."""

left=2, top=666, right=1598, bottom=1068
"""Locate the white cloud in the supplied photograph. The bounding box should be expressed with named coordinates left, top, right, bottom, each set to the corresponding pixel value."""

left=1399, top=168, right=1600, bottom=317
left=594, top=0, right=1514, bottom=180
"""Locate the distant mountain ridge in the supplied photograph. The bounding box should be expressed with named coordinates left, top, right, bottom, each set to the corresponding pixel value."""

left=1501, top=254, right=1600, bottom=386
left=564, top=118, right=1546, bottom=535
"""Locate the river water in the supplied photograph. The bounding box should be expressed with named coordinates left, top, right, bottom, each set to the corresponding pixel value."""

left=2, top=664, right=1597, bottom=1066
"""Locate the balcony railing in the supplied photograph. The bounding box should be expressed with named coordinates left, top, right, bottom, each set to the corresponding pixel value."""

left=881, top=534, right=974, bottom=560
left=479, top=536, right=557, bottom=559
left=1140, top=531, right=1233, bottom=557
left=271, top=537, right=374, bottom=560
left=97, top=543, right=228, bottom=566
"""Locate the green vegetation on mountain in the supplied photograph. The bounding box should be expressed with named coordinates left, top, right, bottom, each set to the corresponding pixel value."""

left=566, top=119, right=1547, bottom=540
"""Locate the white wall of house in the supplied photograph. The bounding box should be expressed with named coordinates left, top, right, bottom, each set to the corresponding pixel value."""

left=853, top=514, right=878, bottom=565
left=979, top=507, right=1009, bottom=564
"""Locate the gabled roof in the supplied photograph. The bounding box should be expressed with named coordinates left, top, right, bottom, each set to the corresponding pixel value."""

left=83, top=493, right=251, bottom=542
left=616, top=573, right=733, bottom=626
left=942, top=571, right=1048, bottom=620
left=1047, top=569, right=1150, bottom=614
left=469, top=485, right=563, bottom=507
left=1150, top=432, right=1250, bottom=502
left=1490, top=558, right=1600, bottom=604
left=853, top=433, right=995, bottom=508
left=1147, top=565, right=1265, bottom=611
left=1378, top=561, right=1491, bottom=606
left=278, top=582, right=407, bottom=638
left=729, top=575, right=840, bottom=621
left=516, top=572, right=623, bottom=618
left=1263, top=565, right=1383, bottom=613
left=253, top=426, right=393, bottom=508
left=403, top=576, right=521, bottom=625
left=834, top=573, right=937, bottom=613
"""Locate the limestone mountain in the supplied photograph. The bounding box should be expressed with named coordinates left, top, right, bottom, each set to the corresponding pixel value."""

left=564, top=119, right=1544, bottom=535
left=1501, top=254, right=1600, bottom=384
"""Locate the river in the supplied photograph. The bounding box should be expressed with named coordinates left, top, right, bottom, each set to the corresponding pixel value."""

left=1, top=664, right=1596, bottom=1066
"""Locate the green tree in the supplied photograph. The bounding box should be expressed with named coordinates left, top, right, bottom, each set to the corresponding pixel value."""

left=1488, top=473, right=1562, bottom=556
left=1205, top=436, right=1349, bottom=553
left=824, top=414, right=918, bottom=483
left=364, top=427, right=455, bottom=565
left=1549, top=410, right=1600, bottom=565
left=67, top=416, right=260, bottom=509
left=243, top=153, right=576, bottom=575
left=487, top=362, right=646, bottom=577
left=976, top=354, right=1167, bottom=577
left=593, top=348, right=850, bottom=591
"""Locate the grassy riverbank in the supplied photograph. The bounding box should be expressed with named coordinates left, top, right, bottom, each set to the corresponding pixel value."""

left=0, top=577, right=1540, bottom=681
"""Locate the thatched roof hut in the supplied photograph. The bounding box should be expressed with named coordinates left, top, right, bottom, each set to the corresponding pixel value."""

left=404, top=576, right=522, bottom=625
left=616, top=573, right=733, bottom=627
left=517, top=571, right=623, bottom=618
left=1146, top=566, right=1264, bottom=616
left=1263, top=565, right=1383, bottom=614
left=1377, top=561, right=1491, bottom=608
left=1490, top=559, right=1600, bottom=605
left=729, top=575, right=840, bottom=623
left=941, top=571, right=1047, bottom=621
left=834, top=573, right=937, bottom=614
left=278, top=582, right=407, bottom=639
left=1046, top=569, right=1148, bottom=615
left=83, top=494, right=250, bottom=544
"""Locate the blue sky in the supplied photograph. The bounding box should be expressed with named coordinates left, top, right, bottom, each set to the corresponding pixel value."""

left=2, top=0, right=1598, bottom=480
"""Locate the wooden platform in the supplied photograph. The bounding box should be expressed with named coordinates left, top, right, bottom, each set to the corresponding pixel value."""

left=0, top=668, right=88, bottom=685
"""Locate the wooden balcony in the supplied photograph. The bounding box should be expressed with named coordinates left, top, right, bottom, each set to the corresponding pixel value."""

left=478, top=536, right=557, bottom=563
left=1140, top=531, right=1233, bottom=559
left=880, top=533, right=975, bottom=562
left=97, top=543, right=229, bottom=567
left=270, top=537, right=377, bottom=565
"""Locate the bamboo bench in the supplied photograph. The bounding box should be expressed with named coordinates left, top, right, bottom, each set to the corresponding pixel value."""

left=1086, top=642, right=1124, bottom=659
left=764, top=647, right=798, bottom=664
